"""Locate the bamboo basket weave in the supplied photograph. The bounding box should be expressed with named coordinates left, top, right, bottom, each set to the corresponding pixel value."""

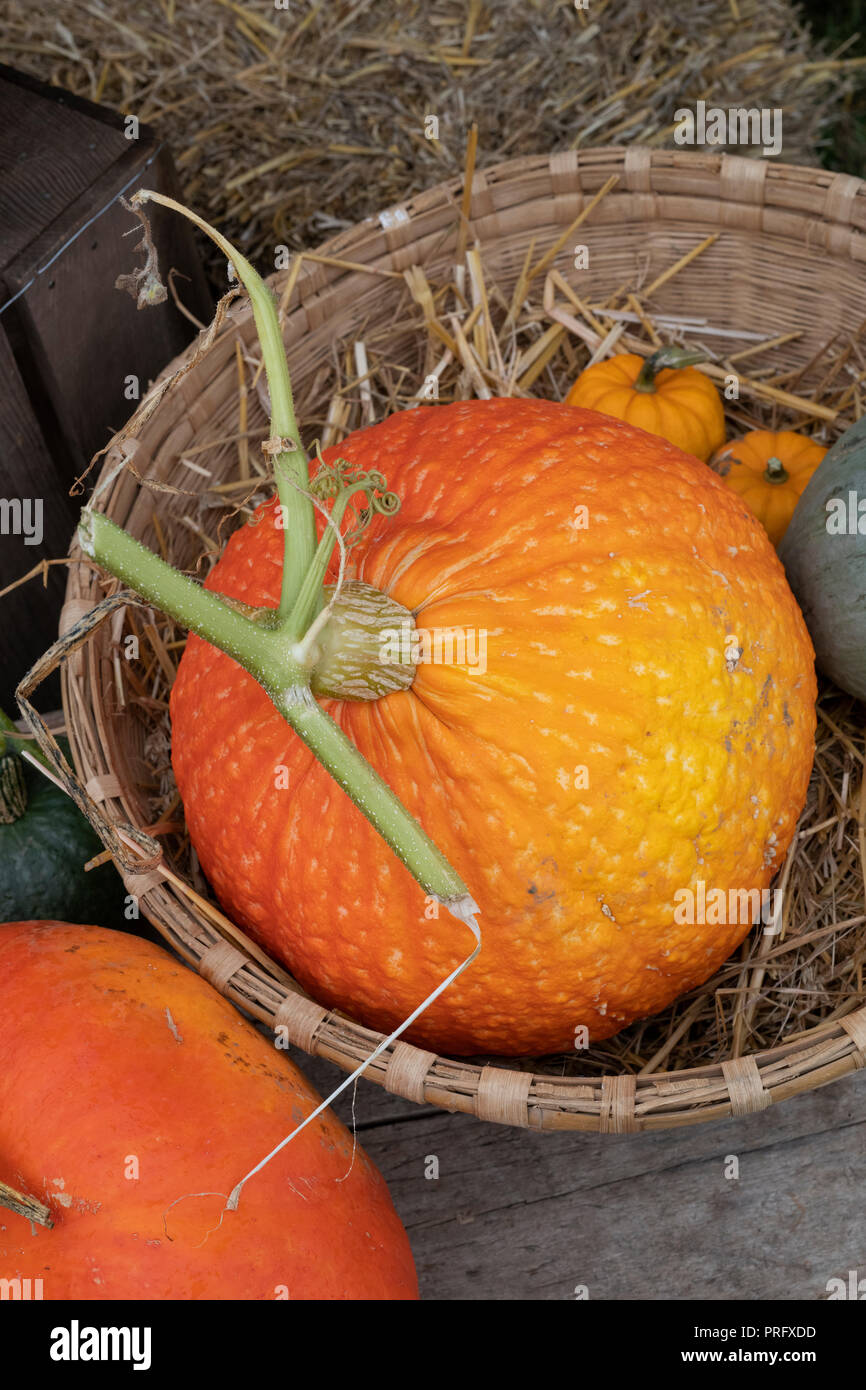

left=60, top=148, right=866, bottom=1132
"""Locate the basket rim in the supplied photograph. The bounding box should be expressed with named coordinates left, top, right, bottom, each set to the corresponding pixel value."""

left=60, top=144, right=866, bottom=1132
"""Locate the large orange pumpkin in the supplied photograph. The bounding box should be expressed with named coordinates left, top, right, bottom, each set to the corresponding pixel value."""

left=170, top=398, right=816, bottom=1056
left=0, top=921, right=417, bottom=1300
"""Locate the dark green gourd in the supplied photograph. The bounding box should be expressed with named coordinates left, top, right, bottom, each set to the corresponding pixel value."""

left=779, top=415, right=866, bottom=702
left=0, top=712, right=127, bottom=926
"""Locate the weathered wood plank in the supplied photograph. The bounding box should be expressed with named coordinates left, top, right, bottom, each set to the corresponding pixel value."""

left=0, top=67, right=213, bottom=704
left=3, top=141, right=213, bottom=479
left=292, top=1050, right=866, bottom=1300
left=0, top=63, right=130, bottom=267
left=0, top=324, right=72, bottom=708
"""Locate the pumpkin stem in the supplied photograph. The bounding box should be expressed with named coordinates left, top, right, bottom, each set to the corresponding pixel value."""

left=77, top=512, right=472, bottom=912
left=764, top=455, right=789, bottom=485
left=633, top=345, right=707, bottom=393
left=309, top=582, right=417, bottom=700
left=0, top=753, right=27, bottom=825
left=285, top=449, right=401, bottom=644
left=131, top=190, right=317, bottom=623
left=77, top=193, right=477, bottom=924
left=0, top=1178, right=53, bottom=1229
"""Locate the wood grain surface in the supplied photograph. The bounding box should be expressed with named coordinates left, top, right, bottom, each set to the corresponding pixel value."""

left=0, top=65, right=213, bottom=708
left=0, top=63, right=130, bottom=268
left=296, top=1050, right=866, bottom=1301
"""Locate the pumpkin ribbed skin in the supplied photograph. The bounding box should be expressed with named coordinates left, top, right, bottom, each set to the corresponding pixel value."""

left=0, top=921, right=417, bottom=1300
left=565, top=352, right=726, bottom=461
left=171, top=399, right=816, bottom=1055
left=710, top=430, right=828, bottom=547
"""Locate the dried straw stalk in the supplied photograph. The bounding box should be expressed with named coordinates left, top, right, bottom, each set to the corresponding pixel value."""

left=1, top=0, right=864, bottom=281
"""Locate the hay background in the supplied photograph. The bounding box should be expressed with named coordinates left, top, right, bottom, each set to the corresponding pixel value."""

left=3, top=0, right=866, bottom=285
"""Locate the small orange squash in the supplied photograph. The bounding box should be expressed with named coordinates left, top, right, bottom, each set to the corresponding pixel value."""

left=0, top=921, right=418, bottom=1301
left=710, top=430, right=828, bottom=546
left=565, top=346, right=726, bottom=461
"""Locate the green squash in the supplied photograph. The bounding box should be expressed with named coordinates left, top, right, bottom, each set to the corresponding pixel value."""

left=779, top=414, right=866, bottom=701
left=0, top=713, right=128, bottom=926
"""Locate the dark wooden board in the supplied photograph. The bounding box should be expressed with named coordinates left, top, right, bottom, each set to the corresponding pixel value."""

left=0, top=65, right=213, bottom=707
left=3, top=143, right=212, bottom=472
left=292, top=1050, right=866, bottom=1301
left=0, top=324, right=71, bottom=709
left=0, top=63, right=131, bottom=268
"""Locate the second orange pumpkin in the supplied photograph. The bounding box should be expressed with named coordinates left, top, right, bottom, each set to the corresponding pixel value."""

left=0, top=921, right=418, bottom=1300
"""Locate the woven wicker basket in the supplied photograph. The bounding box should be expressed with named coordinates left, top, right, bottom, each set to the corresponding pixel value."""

left=60, top=147, right=866, bottom=1133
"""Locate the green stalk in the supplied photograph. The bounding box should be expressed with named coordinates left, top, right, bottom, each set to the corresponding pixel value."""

left=273, top=687, right=468, bottom=901
left=285, top=480, right=372, bottom=644
left=79, top=512, right=474, bottom=911
left=0, top=708, right=16, bottom=754
left=764, top=456, right=789, bottom=485
left=79, top=512, right=295, bottom=689
left=79, top=190, right=478, bottom=922
left=0, top=706, right=50, bottom=773
left=134, top=190, right=316, bottom=617
left=633, top=346, right=707, bottom=393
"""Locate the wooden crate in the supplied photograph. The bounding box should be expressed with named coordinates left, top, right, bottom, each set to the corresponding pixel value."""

left=0, top=63, right=213, bottom=708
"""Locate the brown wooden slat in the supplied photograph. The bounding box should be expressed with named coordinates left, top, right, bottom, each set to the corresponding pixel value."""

left=0, top=321, right=72, bottom=707
left=0, top=63, right=130, bottom=268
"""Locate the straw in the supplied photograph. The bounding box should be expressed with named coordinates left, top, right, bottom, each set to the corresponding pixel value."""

left=1, top=0, right=862, bottom=284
